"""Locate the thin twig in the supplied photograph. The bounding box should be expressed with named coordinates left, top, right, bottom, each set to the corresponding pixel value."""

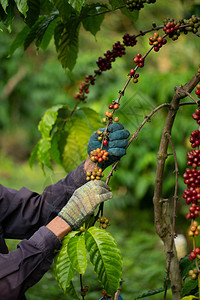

left=179, top=101, right=197, bottom=106
left=186, top=91, right=199, bottom=105
left=86, top=5, right=126, bottom=18
left=163, top=133, right=179, bottom=300
left=99, top=103, right=171, bottom=229
left=114, top=280, right=123, bottom=300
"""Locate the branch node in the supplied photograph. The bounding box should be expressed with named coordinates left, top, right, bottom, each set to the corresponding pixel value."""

left=145, top=115, right=151, bottom=122
left=173, top=169, right=179, bottom=175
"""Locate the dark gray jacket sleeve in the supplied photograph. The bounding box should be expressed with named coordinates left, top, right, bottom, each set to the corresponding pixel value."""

left=0, top=161, right=87, bottom=299
left=1, top=161, right=87, bottom=239
left=0, top=226, right=61, bottom=300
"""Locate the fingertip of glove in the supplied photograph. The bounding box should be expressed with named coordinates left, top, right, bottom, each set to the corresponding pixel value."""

left=108, top=123, right=124, bottom=132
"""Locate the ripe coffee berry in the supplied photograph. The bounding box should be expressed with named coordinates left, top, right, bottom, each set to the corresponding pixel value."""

left=103, top=140, right=109, bottom=146
left=149, top=32, right=167, bottom=51
left=90, top=148, right=109, bottom=163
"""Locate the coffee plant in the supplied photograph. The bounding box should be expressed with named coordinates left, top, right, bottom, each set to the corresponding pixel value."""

left=1, top=0, right=200, bottom=299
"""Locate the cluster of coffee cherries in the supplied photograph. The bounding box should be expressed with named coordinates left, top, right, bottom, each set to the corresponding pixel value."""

left=74, top=75, right=96, bottom=101
left=179, top=15, right=200, bottom=35
left=186, top=149, right=200, bottom=169
left=195, top=84, right=200, bottom=99
left=163, top=20, right=180, bottom=40
left=102, top=102, right=120, bottom=123
left=149, top=32, right=167, bottom=52
left=96, top=41, right=126, bottom=72
left=97, top=216, right=111, bottom=229
left=188, top=221, right=200, bottom=238
left=125, top=0, right=156, bottom=12
left=188, top=268, right=199, bottom=280
left=190, top=130, right=200, bottom=148
left=123, top=33, right=137, bottom=47
left=163, top=16, right=200, bottom=41
left=129, top=69, right=140, bottom=83
left=192, top=108, right=200, bottom=125
left=90, top=148, right=109, bottom=164
left=81, top=286, right=89, bottom=297
left=86, top=166, right=104, bottom=181
left=189, top=248, right=200, bottom=261
left=133, top=53, right=145, bottom=68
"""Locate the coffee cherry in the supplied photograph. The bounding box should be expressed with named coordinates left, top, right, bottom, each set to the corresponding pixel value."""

left=103, top=140, right=108, bottom=146
left=83, top=286, right=89, bottom=292
left=130, top=69, right=135, bottom=76
left=114, top=117, right=119, bottom=122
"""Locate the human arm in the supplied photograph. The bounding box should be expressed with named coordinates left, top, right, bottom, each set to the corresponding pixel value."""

left=0, top=160, right=96, bottom=240
left=0, top=180, right=112, bottom=299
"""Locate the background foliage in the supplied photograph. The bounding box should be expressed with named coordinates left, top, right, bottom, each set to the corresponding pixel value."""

left=0, top=0, right=200, bottom=299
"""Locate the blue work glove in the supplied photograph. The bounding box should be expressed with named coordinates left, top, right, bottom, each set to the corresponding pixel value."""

left=87, top=123, right=130, bottom=168
left=99, top=296, right=123, bottom=300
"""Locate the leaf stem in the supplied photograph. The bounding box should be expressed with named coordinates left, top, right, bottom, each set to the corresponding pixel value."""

left=80, top=274, right=85, bottom=300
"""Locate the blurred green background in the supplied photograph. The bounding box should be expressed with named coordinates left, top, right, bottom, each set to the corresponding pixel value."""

left=0, top=0, right=200, bottom=299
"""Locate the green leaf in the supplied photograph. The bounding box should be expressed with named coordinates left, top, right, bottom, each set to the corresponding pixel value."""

left=53, top=0, right=75, bottom=20
left=8, top=25, right=30, bottom=56
left=3, top=2, right=15, bottom=32
left=0, top=0, right=9, bottom=12
left=38, top=104, right=63, bottom=138
left=62, top=117, right=91, bottom=172
left=54, top=20, right=64, bottom=50
left=54, top=232, right=78, bottom=293
left=181, top=279, right=198, bottom=297
left=24, top=15, right=46, bottom=50
left=40, top=16, right=58, bottom=50
left=81, top=4, right=106, bottom=36
left=65, top=281, right=80, bottom=299
left=181, top=296, right=198, bottom=300
left=180, top=254, right=196, bottom=278
left=78, top=107, right=101, bottom=131
left=35, top=12, right=59, bottom=49
left=109, top=0, right=124, bottom=9
left=57, top=19, right=80, bottom=70
left=67, top=234, right=87, bottom=274
left=29, top=142, right=39, bottom=167
left=68, top=0, right=85, bottom=12
left=25, top=0, right=40, bottom=27
left=85, top=226, right=122, bottom=297
left=134, top=287, right=165, bottom=299
left=14, top=0, right=28, bottom=17
left=38, top=138, right=52, bottom=170
left=120, top=7, right=139, bottom=23
left=40, top=0, right=54, bottom=13
left=51, top=134, right=62, bottom=166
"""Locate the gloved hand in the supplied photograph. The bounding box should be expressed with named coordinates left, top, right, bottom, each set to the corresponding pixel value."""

left=58, top=180, right=113, bottom=230
left=87, top=123, right=130, bottom=168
